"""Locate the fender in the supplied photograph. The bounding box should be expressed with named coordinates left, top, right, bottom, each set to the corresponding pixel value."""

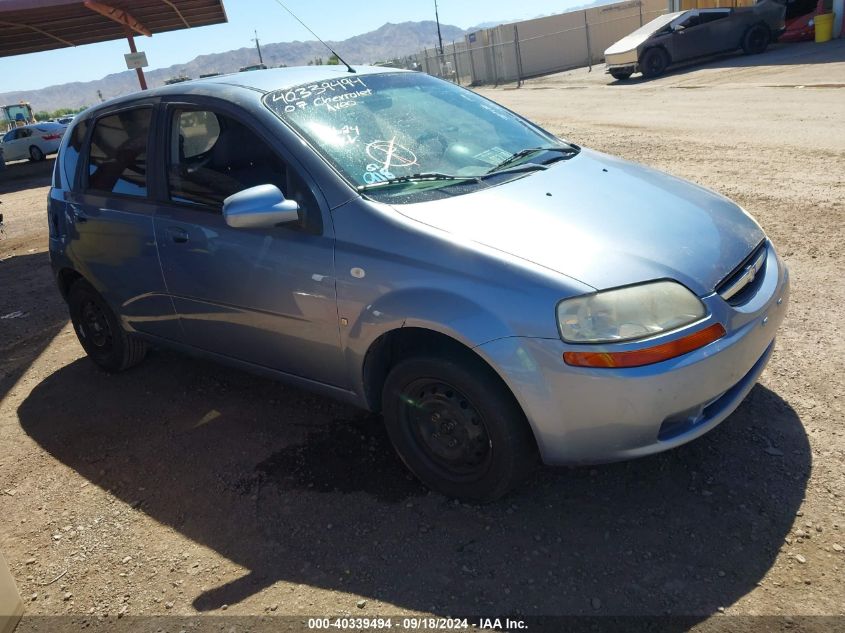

left=342, top=286, right=516, bottom=398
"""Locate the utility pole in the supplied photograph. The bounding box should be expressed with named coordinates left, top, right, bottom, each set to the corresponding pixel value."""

left=252, top=30, right=264, bottom=65
left=434, top=0, right=444, bottom=55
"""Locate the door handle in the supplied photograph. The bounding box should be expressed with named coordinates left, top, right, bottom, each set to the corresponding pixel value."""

left=69, top=204, right=88, bottom=223
left=166, top=226, right=189, bottom=244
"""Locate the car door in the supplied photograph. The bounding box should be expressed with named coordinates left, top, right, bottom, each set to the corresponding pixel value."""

left=152, top=99, right=346, bottom=388
left=2, top=128, right=24, bottom=161
left=667, top=11, right=714, bottom=62
left=66, top=103, right=180, bottom=341
left=696, top=9, right=736, bottom=54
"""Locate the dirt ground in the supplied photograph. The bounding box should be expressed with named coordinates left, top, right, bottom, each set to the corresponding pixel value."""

left=1, top=41, right=844, bottom=631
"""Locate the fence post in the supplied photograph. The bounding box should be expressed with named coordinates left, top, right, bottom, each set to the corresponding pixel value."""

left=468, top=43, right=477, bottom=85
left=583, top=11, right=593, bottom=72
left=639, top=0, right=644, bottom=26
left=513, top=24, right=523, bottom=87
left=490, top=31, right=499, bottom=86
left=452, top=40, right=460, bottom=84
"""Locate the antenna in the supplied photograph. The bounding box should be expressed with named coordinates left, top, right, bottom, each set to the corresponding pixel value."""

left=270, top=0, right=356, bottom=73
left=252, top=30, right=264, bottom=65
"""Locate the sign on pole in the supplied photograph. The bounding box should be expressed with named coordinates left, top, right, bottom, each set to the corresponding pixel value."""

left=124, top=51, right=149, bottom=70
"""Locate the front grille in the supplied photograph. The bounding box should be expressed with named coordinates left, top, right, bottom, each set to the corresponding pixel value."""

left=716, top=240, right=767, bottom=306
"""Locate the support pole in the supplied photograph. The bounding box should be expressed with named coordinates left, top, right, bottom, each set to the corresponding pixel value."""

left=583, top=11, right=593, bottom=72
left=125, top=27, right=147, bottom=90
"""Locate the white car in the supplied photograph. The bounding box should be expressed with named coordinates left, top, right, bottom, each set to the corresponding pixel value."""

left=0, top=122, right=65, bottom=162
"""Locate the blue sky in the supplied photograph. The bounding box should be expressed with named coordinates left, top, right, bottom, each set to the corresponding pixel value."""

left=0, top=0, right=584, bottom=93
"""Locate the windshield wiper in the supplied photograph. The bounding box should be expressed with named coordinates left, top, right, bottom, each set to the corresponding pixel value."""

left=486, top=146, right=579, bottom=174
left=357, top=172, right=480, bottom=192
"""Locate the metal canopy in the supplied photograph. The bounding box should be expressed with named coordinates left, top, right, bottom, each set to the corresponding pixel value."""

left=0, top=0, right=228, bottom=57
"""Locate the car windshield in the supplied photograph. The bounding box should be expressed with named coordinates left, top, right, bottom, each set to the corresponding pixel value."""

left=263, top=72, right=575, bottom=201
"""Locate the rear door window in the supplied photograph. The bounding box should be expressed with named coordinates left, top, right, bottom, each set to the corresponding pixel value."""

left=699, top=10, right=730, bottom=24
left=87, top=107, right=152, bottom=197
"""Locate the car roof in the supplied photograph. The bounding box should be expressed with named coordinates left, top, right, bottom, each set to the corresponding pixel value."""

left=82, top=65, right=407, bottom=117
left=189, top=64, right=404, bottom=92
left=8, top=122, right=62, bottom=129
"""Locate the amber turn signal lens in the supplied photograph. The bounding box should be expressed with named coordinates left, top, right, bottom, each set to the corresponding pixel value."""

left=563, top=323, right=727, bottom=369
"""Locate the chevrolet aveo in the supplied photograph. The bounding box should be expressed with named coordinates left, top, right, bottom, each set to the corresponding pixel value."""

left=49, top=67, right=789, bottom=501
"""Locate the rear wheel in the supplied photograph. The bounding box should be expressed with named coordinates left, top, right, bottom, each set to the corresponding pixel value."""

left=610, top=70, right=632, bottom=81
left=742, top=23, right=771, bottom=54
left=640, top=47, right=669, bottom=78
left=382, top=354, right=537, bottom=502
left=29, top=145, right=45, bottom=162
left=68, top=279, right=147, bottom=372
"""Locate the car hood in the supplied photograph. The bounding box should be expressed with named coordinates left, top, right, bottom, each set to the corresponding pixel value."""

left=392, top=149, right=765, bottom=295
left=604, top=11, right=682, bottom=55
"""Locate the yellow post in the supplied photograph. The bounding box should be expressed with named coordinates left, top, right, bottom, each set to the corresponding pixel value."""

left=0, top=554, right=23, bottom=633
left=814, top=12, right=835, bottom=42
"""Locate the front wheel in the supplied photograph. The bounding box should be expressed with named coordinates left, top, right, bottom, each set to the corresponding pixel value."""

left=68, top=279, right=148, bottom=372
left=382, top=354, right=537, bottom=502
left=610, top=70, right=632, bottom=81
left=29, top=145, right=45, bottom=162
left=742, top=24, right=771, bottom=55
left=640, top=47, right=669, bottom=78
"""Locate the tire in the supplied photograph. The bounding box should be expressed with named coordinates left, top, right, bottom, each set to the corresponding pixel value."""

left=68, top=279, right=147, bottom=372
left=742, top=24, right=771, bottom=55
left=382, top=354, right=537, bottom=502
left=610, top=70, right=632, bottom=81
left=640, top=47, right=669, bottom=78
left=29, top=145, right=45, bottom=162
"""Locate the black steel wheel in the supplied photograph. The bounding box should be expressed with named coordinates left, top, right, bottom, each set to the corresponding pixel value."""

left=68, top=279, right=147, bottom=372
left=401, top=378, right=493, bottom=479
left=29, top=145, right=45, bottom=162
left=742, top=24, right=770, bottom=55
left=640, top=47, right=669, bottom=79
left=382, top=354, right=537, bottom=502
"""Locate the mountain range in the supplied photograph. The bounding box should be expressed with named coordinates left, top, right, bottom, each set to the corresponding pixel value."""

left=0, top=21, right=465, bottom=113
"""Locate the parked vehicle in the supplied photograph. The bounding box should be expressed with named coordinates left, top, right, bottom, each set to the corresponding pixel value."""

left=48, top=67, right=789, bottom=501
left=780, top=0, right=834, bottom=41
left=1, top=102, right=35, bottom=132
left=0, top=122, right=65, bottom=162
left=605, top=1, right=786, bottom=80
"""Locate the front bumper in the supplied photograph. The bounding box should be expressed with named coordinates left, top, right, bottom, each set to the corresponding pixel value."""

left=477, top=244, right=790, bottom=465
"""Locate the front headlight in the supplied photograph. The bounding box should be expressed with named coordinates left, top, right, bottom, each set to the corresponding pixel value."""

left=557, top=281, right=706, bottom=344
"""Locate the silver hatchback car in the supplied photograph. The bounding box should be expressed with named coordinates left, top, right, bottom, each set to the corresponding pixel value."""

left=49, top=67, right=789, bottom=501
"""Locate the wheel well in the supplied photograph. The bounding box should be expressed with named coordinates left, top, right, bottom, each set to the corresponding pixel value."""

left=640, top=45, right=670, bottom=64
left=57, top=268, right=83, bottom=300
left=362, top=327, right=516, bottom=414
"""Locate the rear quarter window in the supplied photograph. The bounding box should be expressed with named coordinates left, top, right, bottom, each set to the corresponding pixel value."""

left=61, top=119, right=89, bottom=190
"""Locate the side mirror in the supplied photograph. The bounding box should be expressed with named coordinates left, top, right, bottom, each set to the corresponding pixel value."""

left=223, top=184, right=300, bottom=229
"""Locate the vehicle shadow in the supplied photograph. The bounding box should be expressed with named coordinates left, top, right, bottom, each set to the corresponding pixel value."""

left=18, top=352, right=809, bottom=617
left=0, top=251, right=68, bottom=402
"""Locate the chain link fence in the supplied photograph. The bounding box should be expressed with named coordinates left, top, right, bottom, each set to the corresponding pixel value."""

left=385, top=0, right=670, bottom=86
